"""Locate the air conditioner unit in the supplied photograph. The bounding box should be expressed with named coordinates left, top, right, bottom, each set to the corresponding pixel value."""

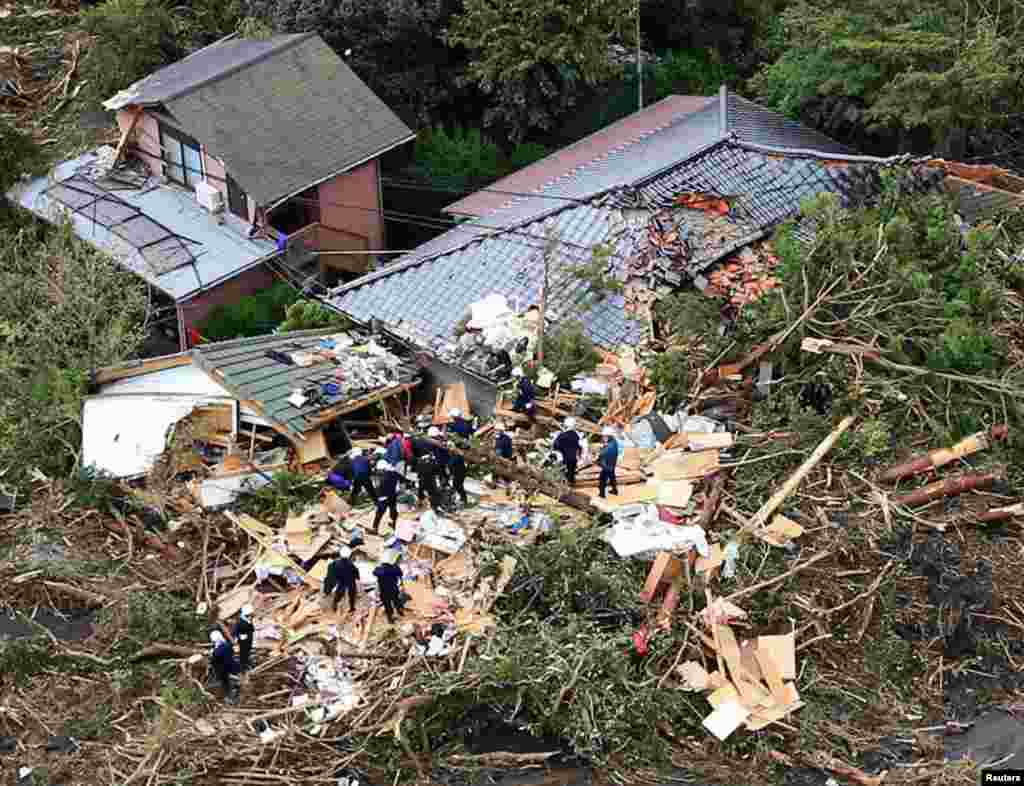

left=195, top=181, right=224, bottom=213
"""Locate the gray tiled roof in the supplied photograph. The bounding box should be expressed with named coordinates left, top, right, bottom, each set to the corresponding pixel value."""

left=191, top=328, right=419, bottom=437
left=333, top=202, right=643, bottom=351
left=329, top=95, right=858, bottom=351
left=103, top=34, right=312, bottom=110
left=726, top=94, right=852, bottom=155
left=165, top=35, right=414, bottom=206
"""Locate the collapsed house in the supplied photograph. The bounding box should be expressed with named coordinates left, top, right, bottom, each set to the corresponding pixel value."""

left=328, top=87, right=1024, bottom=413
left=83, top=328, right=422, bottom=503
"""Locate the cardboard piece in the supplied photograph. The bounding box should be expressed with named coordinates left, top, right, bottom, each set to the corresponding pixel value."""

left=657, top=479, right=694, bottom=508
left=702, top=701, right=750, bottom=741
left=756, top=632, right=796, bottom=680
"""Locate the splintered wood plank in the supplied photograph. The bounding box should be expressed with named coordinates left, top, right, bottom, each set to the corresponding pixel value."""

left=757, top=632, right=797, bottom=680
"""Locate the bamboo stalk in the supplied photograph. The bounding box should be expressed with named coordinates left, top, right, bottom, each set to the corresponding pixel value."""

left=742, top=416, right=855, bottom=534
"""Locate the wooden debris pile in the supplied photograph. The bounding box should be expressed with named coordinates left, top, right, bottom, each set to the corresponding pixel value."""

left=678, top=603, right=803, bottom=740
left=704, top=241, right=781, bottom=306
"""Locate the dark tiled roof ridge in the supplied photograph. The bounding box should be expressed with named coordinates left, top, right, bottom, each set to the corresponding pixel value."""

left=483, top=96, right=718, bottom=217
left=144, top=33, right=315, bottom=106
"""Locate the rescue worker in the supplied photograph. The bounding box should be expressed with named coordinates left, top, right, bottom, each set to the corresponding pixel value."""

left=233, top=605, right=254, bottom=672
left=429, top=426, right=451, bottom=485
left=449, top=448, right=468, bottom=507
left=326, top=452, right=353, bottom=492
left=373, top=553, right=406, bottom=624
left=209, top=630, right=240, bottom=704
left=448, top=408, right=474, bottom=440
left=598, top=426, right=620, bottom=499
left=553, top=417, right=583, bottom=485
left=510, top=367, right=536, bottom=421
left=385, top=432, right=405, bottom=475
left=495, top=422, right=513, bottom=461
left=416, top=444, right=442, bottom=510
left=349, top=447, right=376, bottom=506
left=372, top=460, right=400, bottom=533
left=323, top=546, right=360, bottom=613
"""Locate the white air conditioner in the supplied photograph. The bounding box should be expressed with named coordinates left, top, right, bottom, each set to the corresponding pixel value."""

left=195, top=181, right=224, bottom=213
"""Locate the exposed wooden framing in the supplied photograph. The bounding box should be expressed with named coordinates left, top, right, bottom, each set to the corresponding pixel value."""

left=93, top=353, right=193, bottom=385
left=112, top=106, right=143, bottom=167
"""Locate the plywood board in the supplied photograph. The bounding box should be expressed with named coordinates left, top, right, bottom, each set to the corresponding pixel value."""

left=291, top=531, right=331, bottom=562
left=433, top=383, right=471, bottom=425
left=296, top=429, right=328, bottom=464
left=707, top=682, right=739, bottom=708
left=757, top=632, right=796, bottom=680
left=684, top=432, right=734, bottom=451
left=308, top=559, right=329, bottom=583
left=217, top=585, right=254, bottom=620
left=656, top=479, right=694, bottom=508
left=583, top=481, right=659, bottom=510
left=652, top=450, right=720, bottom=481
left=754, top=647, right=787, bottom=701
left=757, top=515, right=805, bottom=547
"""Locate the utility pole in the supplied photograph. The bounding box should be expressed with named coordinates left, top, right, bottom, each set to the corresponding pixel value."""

left=636, top=0, right=642, bottom=111
left=538, top=230, right=556, bottom=366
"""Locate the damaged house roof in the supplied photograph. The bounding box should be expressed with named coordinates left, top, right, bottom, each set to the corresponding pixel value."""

left=84, top=328, right=421, bottom=477
left=332, top=110, right=1023, bottom=368
left=104, top=33, right=415, bottom=207
left=329, top=92, right=857, bottom=353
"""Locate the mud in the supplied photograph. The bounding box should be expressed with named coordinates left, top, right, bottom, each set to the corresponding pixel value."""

left=946, top=709, right=1024, bottom=769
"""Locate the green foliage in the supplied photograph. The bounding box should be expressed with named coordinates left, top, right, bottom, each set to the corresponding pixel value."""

left=81, top=0, right=181, bottom=99
left=63, top=703, right=115, bottom=740
left=645, top=349, right=691, bottom=411
left=0, top=636, right=105, bottom=686
left=237, top=470, right=322, bottom=523
left=0, top=118, right=40, bottom=192
left=0, top=221, right=147, bottom=491
left=507, top=141, right=549, bottom=171
left=750, top=1, right=1024, bottom=143
left=120, top=592, right=206, bottom=646
left=278, top=299, right=347, bottom=333
left=448, top=0, right=637, bottom=140
left=650, top=48, right=737, bottom=102
left=199, top=281, right=300, bottom=341
left=540, top=321, right=601, bottom=383
left=414, top=126, right=503, bottom=188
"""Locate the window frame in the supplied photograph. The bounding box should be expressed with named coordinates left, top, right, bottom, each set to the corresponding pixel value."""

left=158, top=122, right=203, bottom=188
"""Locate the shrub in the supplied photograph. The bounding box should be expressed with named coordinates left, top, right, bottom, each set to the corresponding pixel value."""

left=199, top=281, right=299, bottom=340
left=81, top=0, right=181, bottom=100
left=414, top=126, right=502, bottom=190
left=0, top=118, right=39, bottom=192
left=649, top=48, right=737, bottom=102
left=278, top=299, right=347, bottom=332
left=540, top=321, right=601, bottom=384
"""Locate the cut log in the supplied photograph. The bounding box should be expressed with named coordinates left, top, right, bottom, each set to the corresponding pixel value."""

left=877, top=425, right=1009, bottom=482
left=892, top=472, right=999, bottom=507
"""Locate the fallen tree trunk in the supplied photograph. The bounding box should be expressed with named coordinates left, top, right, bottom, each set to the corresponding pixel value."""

left=448, top=751, right=559, bottom=767
left=878, top=425, right=1009, bottom=482
left=423, top=438, right=600, bottom=515
left=130, top=643, right=198, bottom=661
left=41, top=580, right=109, bottom=607
left=976, top=502, right=1024, bottom=523
left=892, top=472, right=999, bottom=507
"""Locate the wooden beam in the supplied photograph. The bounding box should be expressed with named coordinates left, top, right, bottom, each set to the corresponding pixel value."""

left=112, top=106, right=143, bottom=167
left=93, top=353, right=193, bottom=385
left=304, top=381, right=420, bottom=428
